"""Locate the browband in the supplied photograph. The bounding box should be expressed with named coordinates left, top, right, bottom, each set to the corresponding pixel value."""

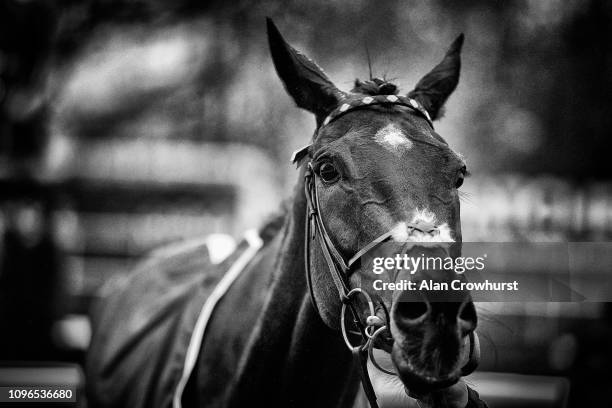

left=291, top=94, right=433, bottom=164
left=322, top=94, right=433, bottom=127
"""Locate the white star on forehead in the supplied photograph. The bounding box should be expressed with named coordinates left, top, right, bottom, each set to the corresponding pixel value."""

left=374, top=124, right=412, bottom=153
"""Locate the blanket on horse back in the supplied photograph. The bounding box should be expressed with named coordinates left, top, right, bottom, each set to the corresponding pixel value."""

left=86, top=229, right=487, bottom=408
left=86, top=231, right=263, bottom=408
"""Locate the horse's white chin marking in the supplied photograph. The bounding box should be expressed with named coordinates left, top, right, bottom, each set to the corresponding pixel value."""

left=374, top=124, right=412, bottom=153
left=391, top=209, right=454, bottom=242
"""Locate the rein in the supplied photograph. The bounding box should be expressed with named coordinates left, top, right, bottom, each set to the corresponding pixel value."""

left=296, top=94, right=479, bottom=408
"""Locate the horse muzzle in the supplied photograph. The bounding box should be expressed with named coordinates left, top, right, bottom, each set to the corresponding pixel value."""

left=391, top=329, right=480, bottom=395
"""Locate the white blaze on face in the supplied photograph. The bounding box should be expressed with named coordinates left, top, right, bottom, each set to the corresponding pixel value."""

left=391, top=209, right=454, bottom=243
left=374, top=124, right=412, bottom=153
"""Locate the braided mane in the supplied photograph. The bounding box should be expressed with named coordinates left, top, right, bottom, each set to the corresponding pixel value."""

left=351, top=78, right=399, bottom=96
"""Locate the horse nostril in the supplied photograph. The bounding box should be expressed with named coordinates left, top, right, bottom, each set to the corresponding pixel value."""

left=395, top=300, right=429, bottom=326
left=459, top=300, right=477, bottom=334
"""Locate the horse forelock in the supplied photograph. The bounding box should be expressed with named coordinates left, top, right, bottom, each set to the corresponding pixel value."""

left=351, top=78, right=400, bottom=96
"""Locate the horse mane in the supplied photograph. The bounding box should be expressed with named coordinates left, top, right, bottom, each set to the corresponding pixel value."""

left=257, top=199, right=290, bottom=243
left=351, top=78, right=399, bottom=96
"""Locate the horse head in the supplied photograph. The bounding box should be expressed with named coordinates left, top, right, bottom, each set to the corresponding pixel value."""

left=268, top=18, right=477, bottom=400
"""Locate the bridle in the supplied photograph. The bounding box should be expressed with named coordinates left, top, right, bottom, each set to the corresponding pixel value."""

left=295, top=94, right=480, bottom=408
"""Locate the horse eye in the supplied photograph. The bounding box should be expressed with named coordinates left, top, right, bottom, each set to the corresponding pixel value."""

left=455, top=166, right=467, bottom=188
left=455, top=175, right=464, bottom=189
left=319, top=162, right=340, bottom=183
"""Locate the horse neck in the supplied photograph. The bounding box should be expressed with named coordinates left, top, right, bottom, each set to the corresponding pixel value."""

left=227, top=174, right=358, bottom=407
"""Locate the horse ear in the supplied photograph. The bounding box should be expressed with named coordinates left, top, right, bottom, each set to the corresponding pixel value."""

left=266, top=18, right=344, bottom=122
left=407, top=34, right=464, bottom=120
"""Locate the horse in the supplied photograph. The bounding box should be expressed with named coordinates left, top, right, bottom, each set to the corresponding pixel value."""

left=86, top=18, right=486, bottom=408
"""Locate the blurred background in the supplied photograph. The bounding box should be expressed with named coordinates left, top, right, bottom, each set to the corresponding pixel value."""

left=1, top=0, right=612, bottom=406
